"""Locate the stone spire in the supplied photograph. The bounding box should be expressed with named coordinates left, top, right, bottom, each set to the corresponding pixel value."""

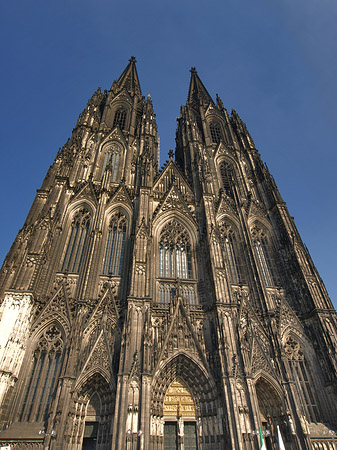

left=111, top=56, right=142, bottom=97
left=187, top=66, right=214, bottom=108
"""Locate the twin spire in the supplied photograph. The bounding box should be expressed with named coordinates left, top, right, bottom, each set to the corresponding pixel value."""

left=112, top=57, right=214, bottom=106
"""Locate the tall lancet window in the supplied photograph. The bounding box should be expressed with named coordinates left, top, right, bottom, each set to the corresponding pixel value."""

left=251, top=226, right=275, bottom=287
left=219, top=222, right=243, bottom=284
left=113, top=107, right=127, bottom=130
left=61, top=208, right=90, bottom=273
left=159, top=220, right=192, bottom=279
left=220, top=161, right=234, bottom=198
left=284, top=336, right=321, bottom=423
left=19, top=325, right=64, bottom=423
left=103, top=212, right=127, bottom=276
left=209, top=121, right=222, bottom=144
left=101, top=143, right=121, bottom=182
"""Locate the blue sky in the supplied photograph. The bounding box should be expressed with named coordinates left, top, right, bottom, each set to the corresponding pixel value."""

left=1, top=0, right=336, bottom=307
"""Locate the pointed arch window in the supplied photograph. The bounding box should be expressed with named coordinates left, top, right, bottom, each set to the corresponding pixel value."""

left=159, top=220, right=193, bottom=279
left=220, top=161, right=234, bottom=197
left=251, top=226, right=275, bottom=287
left=325, top=319, right=337, bottom=349
left=219, top=222, right=243, bottom=284
left=284, top=336, right=321, bottom=422
left=113, top=107, right=127, bottom=130
left=101, top=143, right=121, bottom=182
left=103, top=212, right=127, bottom=276
left=61, top=208, right=90, bottom=273
left=209, top=121, right=222, bottom=144
left=19, top=325, right=64, bottom=423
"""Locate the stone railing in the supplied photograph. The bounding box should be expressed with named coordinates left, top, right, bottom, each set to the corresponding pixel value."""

left=0, top=441, right=43, bottom=450
left=310, top=437, right=336, bottom=449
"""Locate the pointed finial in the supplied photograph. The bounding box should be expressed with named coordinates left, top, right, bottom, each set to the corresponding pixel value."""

left=168, top=149, right=174, bottom=160
left=190, top=67, right=197, bottom=74
left=147, top=93, right=151, bottom=100
left=129, top=56, right=137, bottom=63
left=216, top=93, right=224, bottom=109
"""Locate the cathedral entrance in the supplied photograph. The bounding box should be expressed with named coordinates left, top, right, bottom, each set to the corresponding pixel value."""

left=164, top=422, right=178, bottom=449
left=163, top=378, right=198, bottom=450
left=82, top=421, right=98, bottom=450
left=70, top=373, right=114, bottom=450
left=82, top=393, right=100, bottom=450
left=255, top=377, right=285, bottom=450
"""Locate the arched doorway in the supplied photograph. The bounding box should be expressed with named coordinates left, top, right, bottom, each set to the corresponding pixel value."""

left=79, top=373, right=114, bottom=450
left=255, top=377, right=285, bottom=450
left=151, top=353, right=224, bottom=448
left=82, top=393, right=100, bottom=449
left=65, top=372, right=114, bottom=450
left=163, top=378, right=197, bottom=450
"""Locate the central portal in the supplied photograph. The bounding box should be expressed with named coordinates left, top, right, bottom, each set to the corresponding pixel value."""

left=163, top=378, right=197, bottom=450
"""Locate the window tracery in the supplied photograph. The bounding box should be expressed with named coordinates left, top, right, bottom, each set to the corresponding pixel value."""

left=158, top=221, right=194, bottom=304
left=159, top=221, right=192, bottom=280
left=209, top=121, right=222, bottom=144
left=325, top=319, right=337, bottom=349
left=101, top=142, right=121, bottom=182
left=219, top=222, right=243, bottom=284
left=61, top=208, right=91, bottom=273
left=284, top=336, right=320, bottom=423
left=19, top=325, right=64, bottom=423
left=219, top=161, right=234, bottom=197
left=103, top=212, right=127, bottom=276
left=251, top=226, right=275, bottom=287
left=113, top=107, right=127, bottom=130
left=181, top=285, right=196, bottom=305
left=158, top=282, right=196, bottom=305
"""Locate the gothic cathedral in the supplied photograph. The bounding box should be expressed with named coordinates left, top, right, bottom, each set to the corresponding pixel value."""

left=0, top=58, right=336, bottom=450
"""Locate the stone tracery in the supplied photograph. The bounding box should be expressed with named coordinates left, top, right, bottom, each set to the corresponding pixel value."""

left=61, top=208, right=91, bottom=273
left=19, top=324, right=64, bottom=423
left=103, top=212, right=127, bottom=276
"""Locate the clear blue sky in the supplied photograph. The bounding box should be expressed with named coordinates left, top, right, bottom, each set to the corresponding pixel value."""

left=1, top=0, right=336, bottom=307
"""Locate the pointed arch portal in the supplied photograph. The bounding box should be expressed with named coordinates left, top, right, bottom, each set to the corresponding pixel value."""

left=151, top=353, right=222, bottom=449
left=163, top=378, right=197, bottom=449
left=67, top=372, right=115, bottom=450
left=82, top=392, right=101, bottom=450
left=255, top=377, right=286, bottom=450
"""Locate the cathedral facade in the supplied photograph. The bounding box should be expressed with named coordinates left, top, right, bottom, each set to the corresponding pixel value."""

left=0, top=58, right=336, bottom=450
